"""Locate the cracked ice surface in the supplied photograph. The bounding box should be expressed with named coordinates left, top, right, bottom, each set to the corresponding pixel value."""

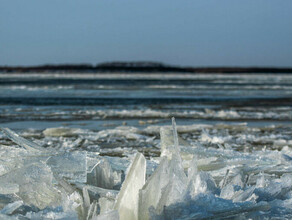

left=1, top=118, right=292, bottom=219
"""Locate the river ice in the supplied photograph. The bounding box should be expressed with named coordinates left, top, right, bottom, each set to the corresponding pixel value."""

left=0, top=117, right=292, bottom=219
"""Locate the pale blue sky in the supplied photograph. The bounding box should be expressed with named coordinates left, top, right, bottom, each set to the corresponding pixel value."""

left=1, top=0, right=292, bottom=66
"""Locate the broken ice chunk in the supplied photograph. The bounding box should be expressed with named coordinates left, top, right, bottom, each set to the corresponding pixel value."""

left=46, top=151, right=87, bottom=183
left=93, top=210, right=119, bottom=220
left=75, top=184, right=118, bottom=201
left=0, top=201, right=23, bottom=215
left=255, top=174, right=292, bottom=202
left=160, top=118, right=182, bottom=161
left=114, top=153, right=146, bottom=220
left=159, top=193, right=270, bottom=220
left=186, top=172, right=218, bottom=199
left=86, top=156, right=101, bottom=174
left=0, top=128, right=43, bottom=151
left=99, top=197, right=115, bottom=214
left=0, top=163, right=61, bottom=209
left=187, top=156, right=198, bottom=180
left=232, top=186, right=256, bottom=202
left=24, top=207, right=79, bottom=220
left=43, top=127, right=81, bottom=137
left=87, top=157, right=121, bottom=190
left=155, top=157, right=188, bottom=215
left=82, top=187, right=91, bottom=216
left=87, top=201, right=98, bottom=220
left=159, top=127, right=174, bottom=159
left=0, top=183, right=19, bottom=195
left=255, top=173, right=268, bottom=188
left=138, top=157, right=170, bottom=220
left=172, top=117, right=179, bottom=150
left=144, top=118, right=188, bottom=217
left=155, top=178, right=186, bottom=215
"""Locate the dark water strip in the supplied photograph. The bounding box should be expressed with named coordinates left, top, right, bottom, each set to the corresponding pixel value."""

left=1, top=97, right=291, bottom=106
left=1, top=78, right=292, bottom=86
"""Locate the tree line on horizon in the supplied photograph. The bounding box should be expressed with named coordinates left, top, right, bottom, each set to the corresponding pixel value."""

left=1, top=61, right=292, bottom=73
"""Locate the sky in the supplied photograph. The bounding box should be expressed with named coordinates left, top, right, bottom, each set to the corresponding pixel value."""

left=1, top=0, right=292, bottom=67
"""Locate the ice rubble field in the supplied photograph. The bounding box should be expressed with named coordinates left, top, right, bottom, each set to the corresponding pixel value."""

left=1, top=119, right=292, bottom=219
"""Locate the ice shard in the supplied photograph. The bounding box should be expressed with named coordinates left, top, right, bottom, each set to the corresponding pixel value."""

left=93, top=210, right=119, bottom=220
left=0, top=201, right=23, bottom=215
left=43, top=127, right=80, bottom=137
left=87, top=157, right=121, bottom=189
left=138, top=157, right=170, bottom=220
left=99, top=197, right=116, bottom=214
left=154, top=157, right=187, bottom=215
left=0, top=163, right=61, bottom=209
left=76, top=184, right=118, bottom=201
left=186, top=172, right=218, bottom=199
left=160, top=118, right=182, bottom=161
left=46, top=151, right=87, bottom=183
left=139, top=118, right=188, bottom=219
left=114, top=152, right=146, bottom=220
left=0, top=128, right=44, bottom=151
left=87, top=201, right=98, bottom=220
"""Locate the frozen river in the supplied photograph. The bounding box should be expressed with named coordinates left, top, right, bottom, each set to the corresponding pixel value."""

left=0, top=73, right=292, bottom=219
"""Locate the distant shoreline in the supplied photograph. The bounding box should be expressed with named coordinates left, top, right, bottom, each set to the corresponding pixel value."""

left=1, top=62, right=292, bottom=74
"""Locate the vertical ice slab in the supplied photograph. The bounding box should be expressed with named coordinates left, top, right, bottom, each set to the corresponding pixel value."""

left=138, top=157, right=170, bottom=220
left=139, top=119, right=188, bottom=218
left=154, top=157, right=188, bottom=215
left=114, top=152, right=146, bottom=220
left=160, top=126, right=175, bottom=160
left=87, top=158, right=121, bottom=189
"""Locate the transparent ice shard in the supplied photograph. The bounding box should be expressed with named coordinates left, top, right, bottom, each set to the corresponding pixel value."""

left=220, top=184, right=236, bottom=200
left=0, top=194, right=20, bottom=211
left=87, top=158, right=121, bottom=189
left=155, top=176, right=186, bottom=215
left=76, top=184, right=118, bottom=201
left=144, top=118, right=188, bottom=217
left=46, top=151, right=87, bottom=183
left=220, top=172, right=251, bottom=201
left=99, top=197, right=115, bottom=214
left=104, top=156, right=130, bottom=173
left=24, top=207, right=79, bottom=220
left=0, top=183, right=19, bottom=195
left=187, top=156, right=198, bottom=180
left=0, top=128, right=43, bottom=151
left=0, top=201, right=23, bottom=215
left=232, top=186, right=256, bottom=202
left=159, top=193, right=270, bottom=220
left=114, top=152, right=146, bottom=220
left=138, top=157, right=170, bottom=220
left=93, top=210, right=119, bottom=220
left=255, top=174, right=292, bottom=202
left=61, top=189, right=87, bottom=220
left=255, top=172, right=267, bottom=188
left=160, top=127, right=179, bottom=160
left=87, top=201, right=98, bottom=220
left=82, top=187, right=91, bottom=216
left=186, top=172, right=218, bottom=199
left=154, top=156, right=188, bottom=215
left=86, top=155, right=101, bottom=173
left=0, top=163, right=61, bottom=209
